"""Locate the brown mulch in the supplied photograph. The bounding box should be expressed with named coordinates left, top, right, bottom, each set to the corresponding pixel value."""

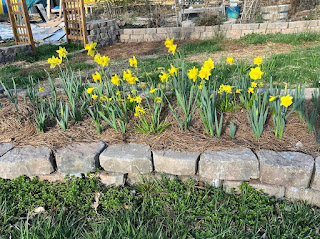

left=0, top=95, right=319, bottom=156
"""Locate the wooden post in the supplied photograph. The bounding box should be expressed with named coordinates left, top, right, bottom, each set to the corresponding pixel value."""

left=62, top=0, right=88, bottom=47
left=5, top=0, right=36, bottom=55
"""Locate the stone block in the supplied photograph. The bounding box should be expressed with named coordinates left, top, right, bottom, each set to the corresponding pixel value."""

left=190, top=32, right=201, bottom=39
left=224, top=29, right=242, bottom=39
left=123, top=28, right=133, bottom=34
left=199, top=147, right=259, bottom=181
left=311, top=157, right=320, bottom=191
left=241, top=29, right=254, bottom=36
left=200, top=177, right=223, bottom=187
left=289, top=21, right=307, bottom=28
left=37, top=172, right=65, bottom=182
left=246, top=23, right=260, bottom=30
left=223, top=180, right=243, bottom=194
left=131, top=34, right=145, bottom=41
left=97, top=171, right=125, bottom=186
left=259, top=23, right=269, bottom=30
left=55, top=142, right=106, bottom=174
left=157, top=27, right=171, bottom=34
left=258, top=150, right=314, bottom=188
left=281, top=28, right=298, bottom=34
left=153, top=149, right=199, bottom=176
left=249, top=181, right=285, bottom=198
left=0, top=146, right=54, bottom=179
left=285, top=187, right=320, bottom=207
left=0, top=143, right=13, bottom=157
left=232, top=24, right=247, bottom=30
left=120, top=34, right=130, bottom=41
left=99, top=143, right=152, bottom=174
left=132, top=28, right=146, bottom=35
left=220, top=24, right=232, bottom=31
left=275, top=22, right=289, bottom=29
left=145, top=28, right=157, bottom=34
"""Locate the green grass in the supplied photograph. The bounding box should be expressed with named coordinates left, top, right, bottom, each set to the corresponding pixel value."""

left=180, top=39, right=223, bottom=56
left=18, top=42, right=83, bottom=63
left=240, top=32, right=320, bottom=46
left=0, top=176, right=319, bottom=238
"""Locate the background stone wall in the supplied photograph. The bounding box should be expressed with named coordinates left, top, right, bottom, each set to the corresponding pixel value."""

left=0, top=44, right=32, bottom=65
left=119, top=20, right=320, bottom=42
left=87, top=19, right=120, bottom=46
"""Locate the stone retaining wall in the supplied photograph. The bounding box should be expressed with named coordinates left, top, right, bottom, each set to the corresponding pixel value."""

left=119, top=20, right=320, bottom=42
left=0, top=142, right=319, bottom=207
left=0, top=44, right=33, bottom=65
left=87, top=19, right=120, bottom=46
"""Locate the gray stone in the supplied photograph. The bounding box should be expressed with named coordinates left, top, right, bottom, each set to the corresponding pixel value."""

left=285, top=187, right=320, bottom=207
left=258, top=150, right=314, bottom=188
left=311, top=157, right=320, bottom=191
left=55, top=142, right=106, bottom=174
left=0, top=143, right=13, bottom=157
left=0, top=87, right=4, bottom=94
left=99, top=143, right=152, bottom=174
left=97, top=171, right=125, bottom=186
left=199, top=148, right=259, bottom=180
left=200, top=177, right=223, bottom=187
left=223, top=180, right=243, bottom=194
left=0, top=146, right=54, bottom=179
left=153, top=149, right=199, bottom=176
left=249, top=181, right=285, bottom=198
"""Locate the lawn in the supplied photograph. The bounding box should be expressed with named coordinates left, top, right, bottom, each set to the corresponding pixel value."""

left=0, top=176, right=319, bottom=238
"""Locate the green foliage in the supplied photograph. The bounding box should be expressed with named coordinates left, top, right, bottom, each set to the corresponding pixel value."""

left=229, top=122, right=237, bottom=138
left=1, top=177, right=320, bottom=238
left=247, top=93, right=269, bottom=138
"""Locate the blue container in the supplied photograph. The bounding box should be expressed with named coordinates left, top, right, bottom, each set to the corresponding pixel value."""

left=0, top=0, right=8, bottom=14
left=226, top=6, right=240, bottom=19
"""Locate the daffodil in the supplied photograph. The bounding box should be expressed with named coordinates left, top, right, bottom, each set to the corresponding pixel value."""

left=134, top=105, right=146, bottom=117
left=56, top=46, right=68, bottom=58
left=155, top=97, right=162, bottom=104
left=92, top=94, right=98, bottom=100
left=87, top=87, right=94, bottom=94
left=248, top=87, right=254, bottom=94
left=150, top=86, right=157, bottom=94
left=203, top=58, right=214, bottom=70
left=269, top=96, right=277, bottom=102
left=47, top=56, right=62, bottom=68
left=165, top=37, right=174, bottom=48
left=85, top=42, right=97, bottom=57
left=236, top=89, right=241, bottom=93
left=159, top=71, right=170, bottom=82
left=254, top=56, right=263, bottom=66
left=38, top=87, right=43, bottom=92
left=259, top=82, right=264, bottom=87
left=123, top=69, right=132, bottom=81
left=249, top=67, right=263, bottom=80
left=280, top=94, right=293, bottom=107
left=129, top=56, right=138, bottom=68
left=226, top=56, right=233, bottom=65
left=127, top=76, right=138, bottom=85
left=111, top=74, right=120, bottom=86
left=97, top=55, right=110, bottom=67
left=92, top=71, right=101, bottom=82
left=188, top=67, right=198, bottom=82
left=168, top=65, right=178, bottom=76
left=135, top=96, right=142, bottom=103
left=222, top=84, right=232, bottom=94
left=251, top=82, right=257, bottom=88
left=127, top=94, right=135, bottom=102
left=116, top=91, right=120, bottom=96
left=168, top=44, right=177, bottom=55
left=141, top=83, right=146, bottom=88
left=198, top=67, right=211, bottom=80
left=198, top=81, right=203, bottom=90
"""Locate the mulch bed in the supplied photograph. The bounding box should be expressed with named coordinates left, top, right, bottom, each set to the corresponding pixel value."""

left=0, top=94, right=319, bottom=157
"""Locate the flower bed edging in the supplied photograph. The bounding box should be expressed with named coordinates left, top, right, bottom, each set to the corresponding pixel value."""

left=0, top=142, right=320, bottom=207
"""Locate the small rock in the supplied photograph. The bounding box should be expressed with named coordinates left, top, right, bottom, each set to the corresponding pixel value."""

left=0, top=142, right=14, bottom=157
left=295, top=141, right=304, bottom=149
left=34, top=207, right=46, bottom=214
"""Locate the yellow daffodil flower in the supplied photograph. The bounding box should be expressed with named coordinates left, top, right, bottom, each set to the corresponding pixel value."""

left=38, top=87, right=43, bottom=92
left=248, top=87, right=254, bottom=94
left=127, top=94, right=135, bottom=102
left=135, top=96, right=142, bottom=103
left=251, top=82, right=257, bottom=88
left=92, top=94, right=98, bottom=100
left=134, top=105, right=146, bottom=117
left=159, top=71, right=170, bottom=82
left=85, top=42, right=97, bottom=57
left=87, top=87, right=94, bottom=94
left=155, top=97, right=162, bottom=104
left=56, top=46, right=68, bottom=58
left=111, top=74, right=120, bottom=86
left=236, top=89, right=241, bottom=93
left=226, top=56, right=234, bottom=65
left=254, top=56, right=263, bottom=66
left=165, top=37, right=174, bottom=48
left=168, top=44, right=177, bottom=55
left=280, top=94, right=293, bottom=107
left=203, top=58, right=214, bottom=70
left=249, top=66, right=263, bottom=80
left=127, top=76, right=138, bottom=85
left=259, top=82, right=264, bottom=87
left=198, top=81, right=203, bottom=90
left=129, top=56, right=138, bottom=68
left=188, top=67, right=198, bottom=82
left=269, top=96, right=277, bottom=102
left=168, top=65, right=178, bottom=76
left=150, top=86, right=157, bottom=94
left=141, top=83, right=146, bottom=88
left=97, top=55, right=110, bottom=67
left=116, top=91, right=120, bottom=96
left=222, top=84, right=232, bottom=94
left=47, top=56, right=62, bottom=68
left=92, top=71, right=102, bottom=82
left=198, top=67, right=211, bottom=80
